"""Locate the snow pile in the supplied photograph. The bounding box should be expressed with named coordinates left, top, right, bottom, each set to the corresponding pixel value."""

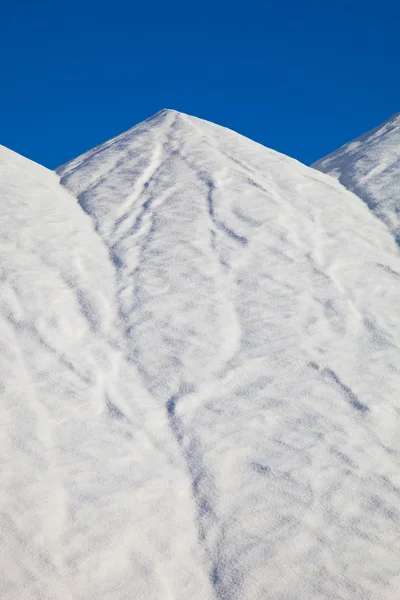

left=313, top=112, right=400, bottom=244
left=0, top=144, right=211, bottom=600
left=2, top=110, right=400, bottom=599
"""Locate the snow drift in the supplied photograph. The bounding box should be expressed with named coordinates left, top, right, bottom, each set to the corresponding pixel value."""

left=1, top=110, right=400, bottom=599
left=313, top=112, right=400, bottom=245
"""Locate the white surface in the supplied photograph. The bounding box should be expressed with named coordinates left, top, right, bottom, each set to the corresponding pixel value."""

left=2, top=110, right=400, bottom=599
left=313, top=112, right=400, bottom=244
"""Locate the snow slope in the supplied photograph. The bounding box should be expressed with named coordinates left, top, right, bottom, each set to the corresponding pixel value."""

left=0, top=145, right=212, bottom=600
left=2, top=109, right=400, bottom=599
left=313, top=113, right=400, bottom=245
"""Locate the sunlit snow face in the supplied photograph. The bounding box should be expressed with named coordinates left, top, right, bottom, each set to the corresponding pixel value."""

left=2, top=111, right=400, bottom=600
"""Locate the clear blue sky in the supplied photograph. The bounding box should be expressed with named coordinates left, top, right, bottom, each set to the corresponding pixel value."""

left=1, top=0, right=399, bottom=169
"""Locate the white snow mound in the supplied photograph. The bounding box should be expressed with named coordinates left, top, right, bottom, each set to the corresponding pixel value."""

left=2, top=110, right=400, bottom=599
left=313, top=112, right=400, bottom=244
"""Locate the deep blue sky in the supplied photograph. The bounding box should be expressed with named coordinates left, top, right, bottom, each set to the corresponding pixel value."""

left=1, top=1, right=398, bottom=169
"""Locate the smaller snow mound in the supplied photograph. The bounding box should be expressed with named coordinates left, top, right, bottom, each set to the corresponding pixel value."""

left=312, top=113, right=400, bottom=244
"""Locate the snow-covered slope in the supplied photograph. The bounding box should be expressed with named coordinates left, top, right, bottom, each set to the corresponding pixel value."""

left=2, top=110, right=400, bottom=599
left=0, top=144, right=212, bottom=600
left=313, top=113, right=400, bottom=244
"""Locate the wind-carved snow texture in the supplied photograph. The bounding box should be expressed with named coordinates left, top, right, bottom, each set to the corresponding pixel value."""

left=2, top=110, right=400, bottom=599
left=0, top=144, right=213, bottom=600
left=313, top=112, right=400, bottom=246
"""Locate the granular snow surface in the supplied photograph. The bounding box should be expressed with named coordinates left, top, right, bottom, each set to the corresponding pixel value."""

left=1, top=110, right=400, bottom=599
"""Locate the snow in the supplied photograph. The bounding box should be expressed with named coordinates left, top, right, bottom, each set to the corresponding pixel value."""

left=312, top=112, right=400, bottom=245
left=2, top=110, right=400, bottom=599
